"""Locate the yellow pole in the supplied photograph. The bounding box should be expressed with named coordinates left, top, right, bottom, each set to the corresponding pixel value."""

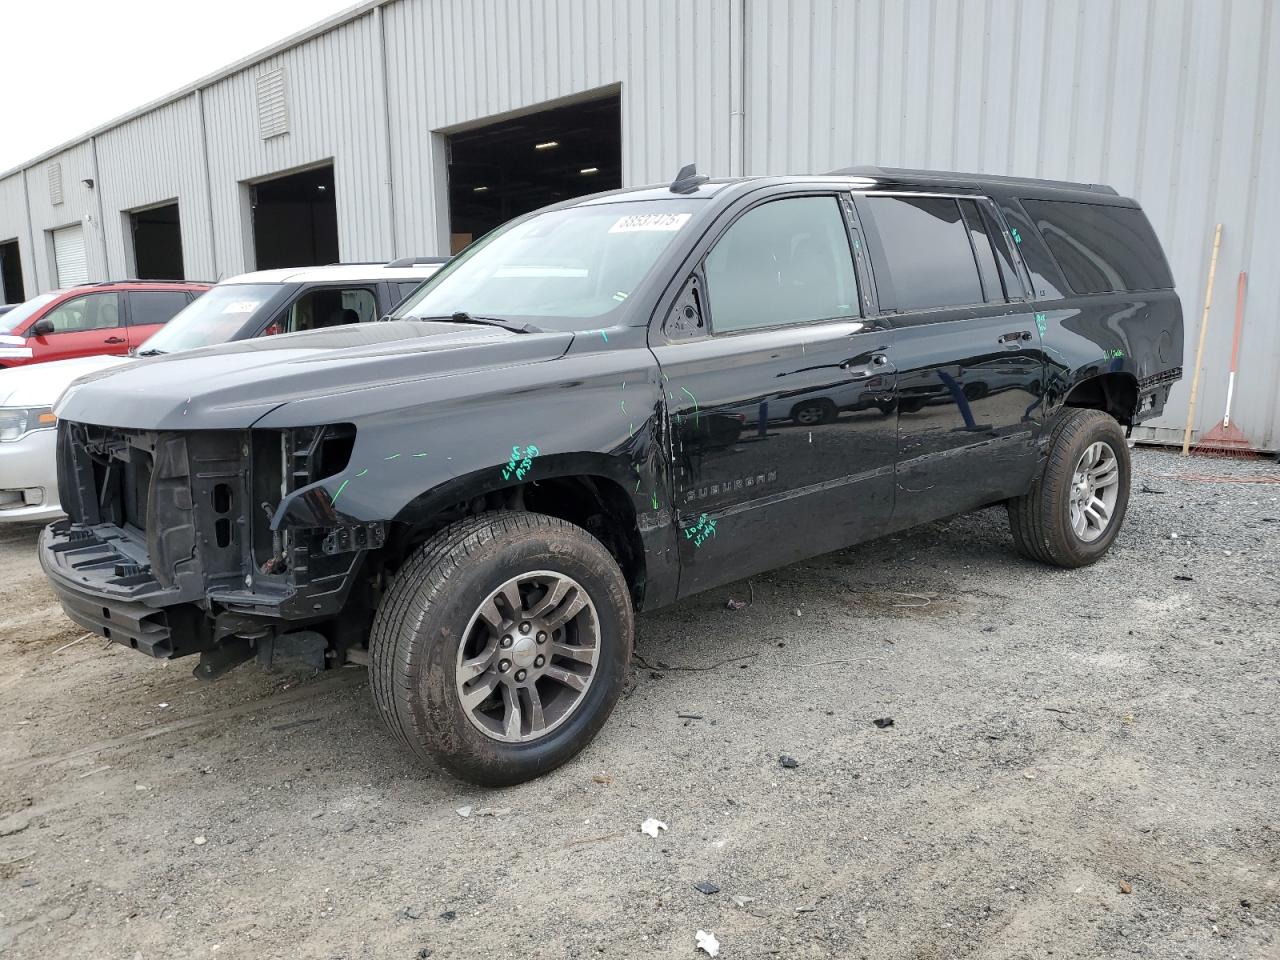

left=1182, top=223, right=1223, bottom=456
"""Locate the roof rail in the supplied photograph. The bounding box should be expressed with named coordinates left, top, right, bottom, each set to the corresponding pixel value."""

left=386, top=256, right=450, bottom=268
left=827, top=165, right=1119, bottom=196
left=83, top=278, right=215, bottom=287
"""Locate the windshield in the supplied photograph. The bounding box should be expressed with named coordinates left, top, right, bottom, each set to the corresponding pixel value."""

left=0, top=293, right=60, bottom=334
left=139, top=284, right=286, bottom=353
left=393, top=200, right=703, bottom=327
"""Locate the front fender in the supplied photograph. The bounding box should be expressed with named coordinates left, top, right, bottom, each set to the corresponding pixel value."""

left=270, top=336, right=679, bottom=605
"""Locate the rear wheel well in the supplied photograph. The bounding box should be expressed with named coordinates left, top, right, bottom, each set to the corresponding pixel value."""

left=1063, top=373, right=1137, bottom=428
left=388, top=475, right=646, bottom=608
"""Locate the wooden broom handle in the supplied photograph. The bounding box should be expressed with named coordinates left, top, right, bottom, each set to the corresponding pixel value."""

left=1182, top=223, right=1223, bottom=456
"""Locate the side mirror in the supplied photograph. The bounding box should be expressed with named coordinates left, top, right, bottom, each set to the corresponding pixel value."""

left=31, top=318, right=55, bottom=337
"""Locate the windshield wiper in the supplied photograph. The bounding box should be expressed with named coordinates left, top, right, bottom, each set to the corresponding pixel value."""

left=133, top=348, right=167, bottom=357
left=407, top=311, right=543, bottom=334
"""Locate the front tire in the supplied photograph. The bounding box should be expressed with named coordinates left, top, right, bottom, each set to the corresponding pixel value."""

left=791, top=399, right=836, bottom=426
left=1007, top=408, right=1131, bottom=567
left=369, top=511, right=634, bottom=786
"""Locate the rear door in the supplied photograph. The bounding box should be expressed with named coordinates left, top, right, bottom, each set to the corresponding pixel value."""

left=855, top=192, right=1045, bottom=527
left=651, top=190, right=899, bottom=598
left=125, top=289, right=195, bottom=349
left=26, top=291, right=127, bottom=362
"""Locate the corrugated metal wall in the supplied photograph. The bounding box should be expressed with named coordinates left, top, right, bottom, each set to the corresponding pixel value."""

left=96, top=97, right=214, bottom=279
left=201, top=14, right=392, bottom=276
left=0, top=0, right=1275, bottom=447
left=18, top=140, right=111, bottom=290
left=0, top=174, right=35, bottom=298
left=382, top=0, right=740, bottom=254
left=740, top=0, right=1280, bottom=449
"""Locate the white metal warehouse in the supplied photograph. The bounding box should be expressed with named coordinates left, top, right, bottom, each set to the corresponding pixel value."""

left=0, top=0, right=1277, bottom=451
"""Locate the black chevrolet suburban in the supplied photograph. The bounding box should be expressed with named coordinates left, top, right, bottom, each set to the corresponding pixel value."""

left=41, top=166, right=1182, bottom=785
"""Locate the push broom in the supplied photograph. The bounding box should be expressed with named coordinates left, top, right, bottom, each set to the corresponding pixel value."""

left=1192, top=270, right=1255, bottom=457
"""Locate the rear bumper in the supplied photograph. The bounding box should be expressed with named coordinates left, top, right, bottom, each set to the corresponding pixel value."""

left=0, top=429, right=61, bottom=522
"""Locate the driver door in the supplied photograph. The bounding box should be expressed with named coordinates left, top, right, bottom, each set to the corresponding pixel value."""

left=27, top=292, right=126, bottom=363
left=651, top=192, right=899, bottom=598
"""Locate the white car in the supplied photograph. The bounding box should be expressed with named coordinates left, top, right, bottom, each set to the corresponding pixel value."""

left=0, top=259, right=446, bottom=523
left=0, top=356, right=129, bottom=521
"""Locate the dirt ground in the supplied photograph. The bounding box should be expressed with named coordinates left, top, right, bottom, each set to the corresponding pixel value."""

left=1, top=448, right=1277, bottom=960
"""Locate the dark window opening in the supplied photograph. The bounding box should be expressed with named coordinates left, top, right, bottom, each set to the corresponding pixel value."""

left=129, top=290, right=191, bottom=328
left=865, top=196, right=984, bottom=311
left=0, top=239, right=24, bottom=303
left=446, top=94, right=622, bottom=253
left=1021, top=199, right=1173, bottom=295
left=130, top=203, right=184, bottom=280
left=251, top=164, right=338, bottom=270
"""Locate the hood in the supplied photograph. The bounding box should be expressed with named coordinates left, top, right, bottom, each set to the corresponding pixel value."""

left=0, top=355, right=133, bottom=407
left=55, top=320, right=575, bottom=430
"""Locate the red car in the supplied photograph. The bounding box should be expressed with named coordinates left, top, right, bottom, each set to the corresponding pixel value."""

left=0, top=280, right=209, bottom=368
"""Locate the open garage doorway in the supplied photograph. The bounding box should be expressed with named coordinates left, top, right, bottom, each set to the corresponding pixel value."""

left=129, top=202, right=184, bottom=280
left=251, top=164, right=338, bottom=270
left=445, top=93, right=621, bottom=253
left=0, top=239, right=23, bottom=303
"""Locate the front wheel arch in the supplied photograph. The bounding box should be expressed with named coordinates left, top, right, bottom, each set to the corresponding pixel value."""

left=386, top=466, right=648, bottom=608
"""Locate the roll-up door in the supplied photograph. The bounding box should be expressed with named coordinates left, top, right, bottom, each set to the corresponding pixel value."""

left=52, top=224, right=88, bottom=287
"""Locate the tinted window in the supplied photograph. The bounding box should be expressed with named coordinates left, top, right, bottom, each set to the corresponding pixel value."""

left=1021, top=200, right=1173, bottom=294
left=865, top=197, right=984, bottom=311
left=395, top=280, right=423, bottom=303
left=41, top=293, right=121, bottom=333
left=999, top=201, right=1066, bottom=299
left=282, top=287, right=377, bottom=333
left=978, top=203, right=1026, bottom=299
left=129, top=290, right=192, bottom=327
left=958, top=199, right=1004, bottom=303
left=704, top=197, right=858, bottom=333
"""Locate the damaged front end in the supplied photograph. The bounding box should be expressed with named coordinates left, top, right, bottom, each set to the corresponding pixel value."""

left=40, top=420, right=381, bottom=678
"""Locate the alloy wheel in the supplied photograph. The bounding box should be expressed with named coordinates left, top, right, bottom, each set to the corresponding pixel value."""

left=454, top=570, right=600, bottom=742
left=1068, top=441, right=1120, bottom=542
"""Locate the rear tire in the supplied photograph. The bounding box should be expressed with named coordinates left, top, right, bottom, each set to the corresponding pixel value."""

left=1007, top=408, right=1131, bottom=567
left=369, top=511, right=633, bottom=786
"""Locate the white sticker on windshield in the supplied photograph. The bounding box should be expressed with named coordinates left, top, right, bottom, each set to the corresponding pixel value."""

left=608, top=213, right=692, bottom=233
left=221, top=301, right=260, bottom=314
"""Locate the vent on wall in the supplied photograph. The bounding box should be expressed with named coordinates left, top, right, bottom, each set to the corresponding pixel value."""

left=48, top=162, right=63, bottom=205
left=256, top=68, right=289, bottom=140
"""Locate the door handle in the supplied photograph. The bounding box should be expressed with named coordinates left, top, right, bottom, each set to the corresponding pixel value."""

left=844, top=353, right=896, bottom=379
left=104, top=336, right=127, bottom=344
left=998, top=330, right=1032, bottom=347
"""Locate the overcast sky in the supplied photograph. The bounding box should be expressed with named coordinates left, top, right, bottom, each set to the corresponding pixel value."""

left=0, top=0, right=357, bottom=172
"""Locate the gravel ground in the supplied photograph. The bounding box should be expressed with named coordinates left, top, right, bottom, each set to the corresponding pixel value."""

left=0, top=447, right=1277, bottom=960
